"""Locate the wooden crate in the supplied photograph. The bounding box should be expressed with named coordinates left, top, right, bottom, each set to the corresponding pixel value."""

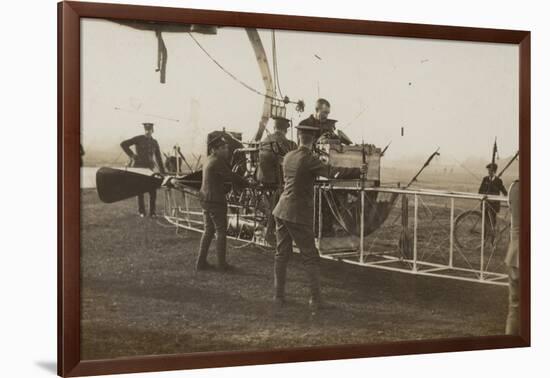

left=319, top=142, right=381, bottom=183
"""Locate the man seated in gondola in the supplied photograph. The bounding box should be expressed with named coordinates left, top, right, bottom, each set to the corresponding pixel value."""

left=298, top=98, right=339, bottom=142
left=478, top=162, right=508, bottom=241
left=299, top=98, right=344, bottom=235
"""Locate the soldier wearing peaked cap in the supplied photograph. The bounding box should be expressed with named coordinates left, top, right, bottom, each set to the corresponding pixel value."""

left=196, top=134, right=247, bottom=272
left=257, top=117, right=297, bottom=186
left=257, top=117, right=298, bottom=245
left=120, top=122, right=165, bottom=217
left=478, top=162, right=508, bottom=241
left=272, top=123, right=368, bottom=314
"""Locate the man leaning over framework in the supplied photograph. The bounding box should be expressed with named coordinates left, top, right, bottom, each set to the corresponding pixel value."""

left=272, top=123, right=367, bottom=314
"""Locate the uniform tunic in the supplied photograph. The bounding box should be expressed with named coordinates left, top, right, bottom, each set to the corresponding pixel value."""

left=256, top=131, right=297, bottom=245
left=298, top=114, right=338, bottom=142
left=196, top=154, right=247, bottom=267
left=299, top=114, right=337, bottom=133
left=120, top=134, right=165, bottom=215
left=478, top=175, right=508, bottom=239
left=120, top=135, right=164, bottom=172
left=478, top=175, right=508, bottom=211
left=199, top=154, right=245, bottom=210
left=272, top=145, right=361, bottom=302
left=257, top=131, right=297, bottom=186
left=273, top=146, right=360, bottom=225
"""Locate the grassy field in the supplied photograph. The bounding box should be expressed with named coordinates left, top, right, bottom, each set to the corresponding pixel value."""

left=81, top=188, right=509, bottom=361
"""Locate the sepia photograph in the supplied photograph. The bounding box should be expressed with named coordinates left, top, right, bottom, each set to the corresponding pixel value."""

left=79, top=16, right=521, bottom=361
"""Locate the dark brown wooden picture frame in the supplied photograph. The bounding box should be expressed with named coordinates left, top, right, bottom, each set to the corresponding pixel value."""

left=58, top=1, right=531, bottom=376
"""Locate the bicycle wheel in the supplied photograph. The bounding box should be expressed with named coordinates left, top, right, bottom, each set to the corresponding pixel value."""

left=454, top=210, right=483, bottom=250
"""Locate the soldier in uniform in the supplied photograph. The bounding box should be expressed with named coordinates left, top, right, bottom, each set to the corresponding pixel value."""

left=257, top=117, right=297, bottom=186
left=298, top=98, right=338, bottom=141
left=505, top=179, right=520, bottom=334
left=256, top=117, right=297, bottom=245
left=478, top=163, right=508, bottom=240
left=120, top=122, right=165, bottom=217
left=300, top=98, right=346, bottom=235
left=196, top=135, right=247, bottom=272
left=272, top=124, right=367, bottom=313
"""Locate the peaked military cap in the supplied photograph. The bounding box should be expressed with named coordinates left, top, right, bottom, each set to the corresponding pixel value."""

left=294, top=123, right=319, bottom=134
left=208, top=135, right=228, bottom=149
left=272, top=117, right=291, bottom=129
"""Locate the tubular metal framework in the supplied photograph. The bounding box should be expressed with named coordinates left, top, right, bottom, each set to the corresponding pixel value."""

left=162, top=185, right=510, bottom=286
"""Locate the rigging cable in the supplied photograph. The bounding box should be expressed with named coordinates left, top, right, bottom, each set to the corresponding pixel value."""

left=187, top=32, right=299, bottom=106
left=448, top=153, right=482, bottom=182
left=271, top=30, right=284, bottom=99
left=341, top=106, right=368, bottom=129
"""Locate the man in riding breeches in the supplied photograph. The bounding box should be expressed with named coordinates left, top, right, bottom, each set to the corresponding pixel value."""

left=272, top=124, right=366, bottom=313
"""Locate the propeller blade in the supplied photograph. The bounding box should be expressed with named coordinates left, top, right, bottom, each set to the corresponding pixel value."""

left=96, top=167, right=163, bottom=204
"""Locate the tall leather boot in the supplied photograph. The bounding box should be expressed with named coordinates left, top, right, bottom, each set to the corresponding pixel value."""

left=306, top=264, right=324, bottom=313
left=216, top=233, right=235, bottom=271
left=274, top=260, right=287, bottom=301
left=272, top=259, right=288, bottom=310
left=149, top=190, right=157, bottom=217
left=196, top=232, right=213, bottom=270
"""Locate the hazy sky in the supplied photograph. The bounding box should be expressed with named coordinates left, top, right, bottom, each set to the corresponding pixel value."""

left=81, top=18, right=519, bottom=162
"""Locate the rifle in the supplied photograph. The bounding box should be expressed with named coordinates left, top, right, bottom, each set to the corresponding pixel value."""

left=175, top=146, right=194, bottom=173
left=381, top=141, right=392, bottom=157
left=491, top=137, right=498, bottom=166
left=497, top=151, right=519, bottom=178
left=405, top=147, right=440, bottom=189
left=361, top=138, right=367, bottom=186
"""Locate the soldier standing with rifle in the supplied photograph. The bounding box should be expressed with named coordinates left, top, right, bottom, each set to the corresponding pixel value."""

left=256, top=117, right=297, bottom=245
left=272, top=124, right=367, bottom=314
left=478, top=166, right=508, bottom=241
left=195, top=135, right=247, bottom=272
left=478, top=139, right=508, bottom=240
left=478, top=163, right=508, bottom=238
left=120, top=122, right=165, bottom=217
